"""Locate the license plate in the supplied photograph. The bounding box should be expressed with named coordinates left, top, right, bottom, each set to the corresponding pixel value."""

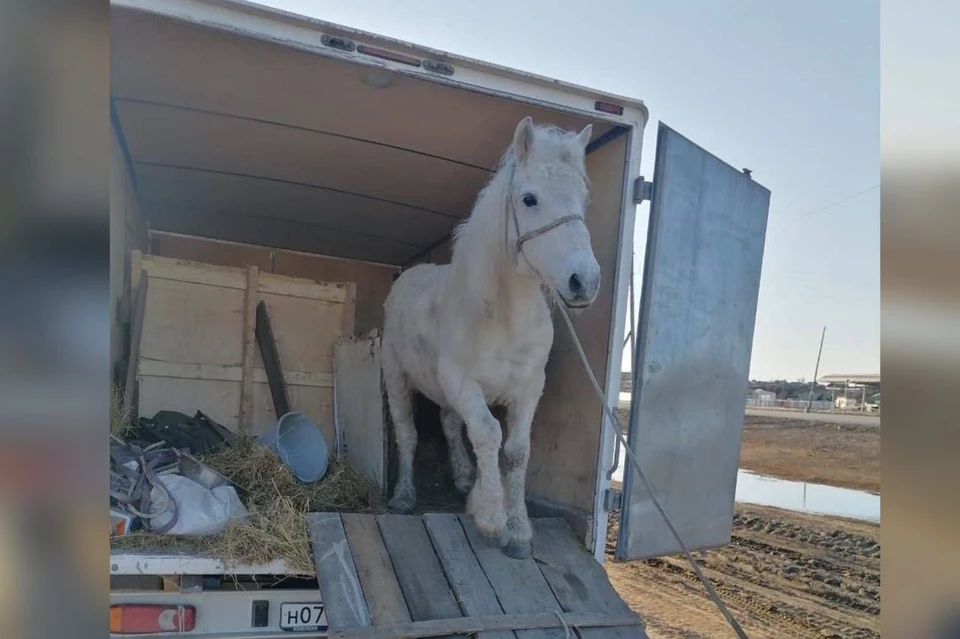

left=279, top=602, right=328, bottom=632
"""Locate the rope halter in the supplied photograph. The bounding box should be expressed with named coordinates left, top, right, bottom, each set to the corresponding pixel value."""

left=503, top=160, right=586, bottom=273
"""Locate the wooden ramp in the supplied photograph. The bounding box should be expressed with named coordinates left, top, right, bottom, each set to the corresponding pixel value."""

left=308, top=513, right=647, bottom=639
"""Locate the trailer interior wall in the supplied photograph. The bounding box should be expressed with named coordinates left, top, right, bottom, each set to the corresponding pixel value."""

left=111, top=4, right=639, bottom=539
left=109, top=124, right=147, bottom=381
left=150, top=232, right=398, bottom=335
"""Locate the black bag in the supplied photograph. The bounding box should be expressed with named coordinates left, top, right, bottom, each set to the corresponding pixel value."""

left=131, top=410, right=234, bottom=456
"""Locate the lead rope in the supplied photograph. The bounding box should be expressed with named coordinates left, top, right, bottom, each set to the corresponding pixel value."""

left=504, top=165, right=749, bottom=639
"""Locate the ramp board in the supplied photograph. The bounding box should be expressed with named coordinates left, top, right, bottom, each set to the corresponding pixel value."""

left=617, top=123, right=770, bottom=560
left=310, top=514, right=647, bottom=638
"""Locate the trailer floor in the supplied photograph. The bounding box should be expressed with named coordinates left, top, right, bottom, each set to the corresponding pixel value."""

left=310, top=512, right=646, bottom=637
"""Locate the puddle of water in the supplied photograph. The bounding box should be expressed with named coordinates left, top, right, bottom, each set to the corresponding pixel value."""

left=734, top=470, right=879, bottom=522
left=609, top=465, right=879, bottom=523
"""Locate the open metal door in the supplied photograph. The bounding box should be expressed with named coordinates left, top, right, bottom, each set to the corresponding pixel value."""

left=616, top=123, right=770, bottom=560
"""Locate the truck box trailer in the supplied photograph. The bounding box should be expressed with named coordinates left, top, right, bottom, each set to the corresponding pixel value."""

left=109, top=0, right=769, bottom=635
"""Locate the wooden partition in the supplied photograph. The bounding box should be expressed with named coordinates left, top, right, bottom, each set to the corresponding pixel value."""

left=131, top=251, right=355, bottom=442
left=150, top=232, right=397, bottom=335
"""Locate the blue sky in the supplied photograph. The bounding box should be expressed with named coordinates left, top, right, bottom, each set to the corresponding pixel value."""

left=263, top=0, right=880, bottom=381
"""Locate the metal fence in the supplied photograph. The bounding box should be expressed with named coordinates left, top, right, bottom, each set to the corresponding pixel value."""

left=745, top=398, right=834, bottom=411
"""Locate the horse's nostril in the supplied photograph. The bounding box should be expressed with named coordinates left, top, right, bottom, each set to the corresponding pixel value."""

left=569, top=273, right=584, bottom=296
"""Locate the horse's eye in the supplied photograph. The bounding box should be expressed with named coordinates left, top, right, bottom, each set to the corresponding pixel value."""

left=522, top=194, right=538, bottom=207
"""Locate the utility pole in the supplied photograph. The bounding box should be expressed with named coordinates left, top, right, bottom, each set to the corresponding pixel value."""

left=805, top=326, right=826, bottom=413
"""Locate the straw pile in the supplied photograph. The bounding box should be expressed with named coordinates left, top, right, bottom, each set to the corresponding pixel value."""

left=111, top=435, right=386, bottom=574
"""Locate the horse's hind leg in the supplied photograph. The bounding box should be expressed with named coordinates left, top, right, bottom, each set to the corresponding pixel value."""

left=384, top=370, right=417, bottom=514
left=440, top=408, right=475, bottom=494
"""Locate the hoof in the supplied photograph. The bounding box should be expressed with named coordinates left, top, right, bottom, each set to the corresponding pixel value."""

left=501, top=540, right=532, bottom=560
left=453, top=474, right=475, bottom=495
left=387, top=496, right=415, bottom=515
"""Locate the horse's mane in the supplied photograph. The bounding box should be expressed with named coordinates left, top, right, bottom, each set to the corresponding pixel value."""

left=443, top=124, right=588, bottom=323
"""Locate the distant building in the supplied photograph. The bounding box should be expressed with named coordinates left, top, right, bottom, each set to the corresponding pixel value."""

left=835, top=396, right=860, bottom=410
left=819, top=373, right=880, bottom=412
left=752, top=390, right=776, bottom=402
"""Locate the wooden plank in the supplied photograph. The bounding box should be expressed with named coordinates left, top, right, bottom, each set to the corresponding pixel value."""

left=152, top=231, right=396, bottom=337
left=307, top=513, right=372, bottom=630
left=139, top=277, right=246, bottom=367
left=341, top=514, right=411, bottom=626
left=137, top=377, right=240, bottom=427
left=239, top=265, right=259, bottom=432
left=260, top=271, right=349, bottom=303
left=342, top=282, right=357, bottom=336
left=142, top=254, right=248, bottom=290
left=422, top=514, right=515, bottom=639
left=134, top=251, right=345, bottom=434
left=333, top=334, right=388, bottom=495
left=459, top=515, right=565, bottom=639
left=137, top=360, right=333, bottom=387
left=375, top=515, right=461, bottom=629
left=531, top=519, right=643, bottom=638
left=255, top=300, right=291, bottom=417
left=259, top=292, right=345, bottom=373
left=328, top=612, right=646, bottom=639
left=141, top=253, right=348, bottom=303
left=122, top=273, right=148, bottom=423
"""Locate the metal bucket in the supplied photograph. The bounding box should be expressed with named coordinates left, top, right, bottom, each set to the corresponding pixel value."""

left=259, top=412, right=329, bottom=483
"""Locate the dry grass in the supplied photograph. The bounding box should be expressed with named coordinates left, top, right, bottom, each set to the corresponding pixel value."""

left=111, top=435, right=386, bottom=574
left=110, top=383, right=134, bottom=439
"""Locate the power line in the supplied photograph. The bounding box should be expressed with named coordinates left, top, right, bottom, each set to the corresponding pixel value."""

left=781, top=184, right=879, bottom=221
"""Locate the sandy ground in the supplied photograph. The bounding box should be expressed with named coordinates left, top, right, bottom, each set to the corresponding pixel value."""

left=606, top=413, right=880, bottom=638
left=739, top=415, right=880, bottom=493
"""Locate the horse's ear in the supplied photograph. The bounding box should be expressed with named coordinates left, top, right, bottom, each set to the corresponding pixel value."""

left=513, top=117, right=535, bottom=162
left=575, top=124, right=593, bottom=151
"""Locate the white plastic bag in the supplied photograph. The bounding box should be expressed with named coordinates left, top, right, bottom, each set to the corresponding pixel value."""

left=149, top=474, right=249, bottom=536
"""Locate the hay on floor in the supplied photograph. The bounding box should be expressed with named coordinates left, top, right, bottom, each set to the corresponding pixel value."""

left=111, top=435, right=386, bottom=574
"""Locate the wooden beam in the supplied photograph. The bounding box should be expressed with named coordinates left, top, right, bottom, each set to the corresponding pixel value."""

left=136, top=360, right=333, bottom=387
left=139, top=253, right=348, bottom=302
left=375, top=515, right=461, bottom=627
left=341, top=514, right=411, bottom=626
left=328, top=612, right=645, bottom=639
left=423, top=514, right=515, bottom=639
left=239, top=265, right=259, bottom=432
left=342, top=282, right=357, bottom=337
left=255, top=300, right=291, bottom=417
left=308, top=513, right=372, bottom=630
left=530, top=519, right=643, bottom=638
left=459, top=515, right=564, bottom=639
left=122, top=273, right=148, bottom=423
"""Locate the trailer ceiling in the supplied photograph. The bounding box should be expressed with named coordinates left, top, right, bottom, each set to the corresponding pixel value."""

left=111, top=8, right=621, bottom=266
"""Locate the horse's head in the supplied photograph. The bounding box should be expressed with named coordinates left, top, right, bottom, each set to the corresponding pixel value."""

left=507, top=117, right=601, bottom=309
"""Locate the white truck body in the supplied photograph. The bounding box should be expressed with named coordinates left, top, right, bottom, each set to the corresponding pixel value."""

left=109, top=0, right=769, bottom=635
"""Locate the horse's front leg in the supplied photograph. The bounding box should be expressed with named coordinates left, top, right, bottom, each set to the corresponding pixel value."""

left=439, top=366, right=506, bottom=541
left=500, top=371, right=545, bottom=559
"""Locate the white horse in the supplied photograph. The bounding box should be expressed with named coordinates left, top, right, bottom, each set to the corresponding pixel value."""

left=381, top=117, right=600, bottom=558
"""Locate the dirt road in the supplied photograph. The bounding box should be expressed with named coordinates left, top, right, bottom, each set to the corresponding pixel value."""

left=605, top=413, right=880, bottom=637
left=745, top=408, right=880, bottom=428
left=606, top=505, right=880, bottom=638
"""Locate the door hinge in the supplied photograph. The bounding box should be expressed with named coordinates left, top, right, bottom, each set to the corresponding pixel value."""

left=633, top=176, right=653, bottom=203
left=603, top=488, right=623, bottom=511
